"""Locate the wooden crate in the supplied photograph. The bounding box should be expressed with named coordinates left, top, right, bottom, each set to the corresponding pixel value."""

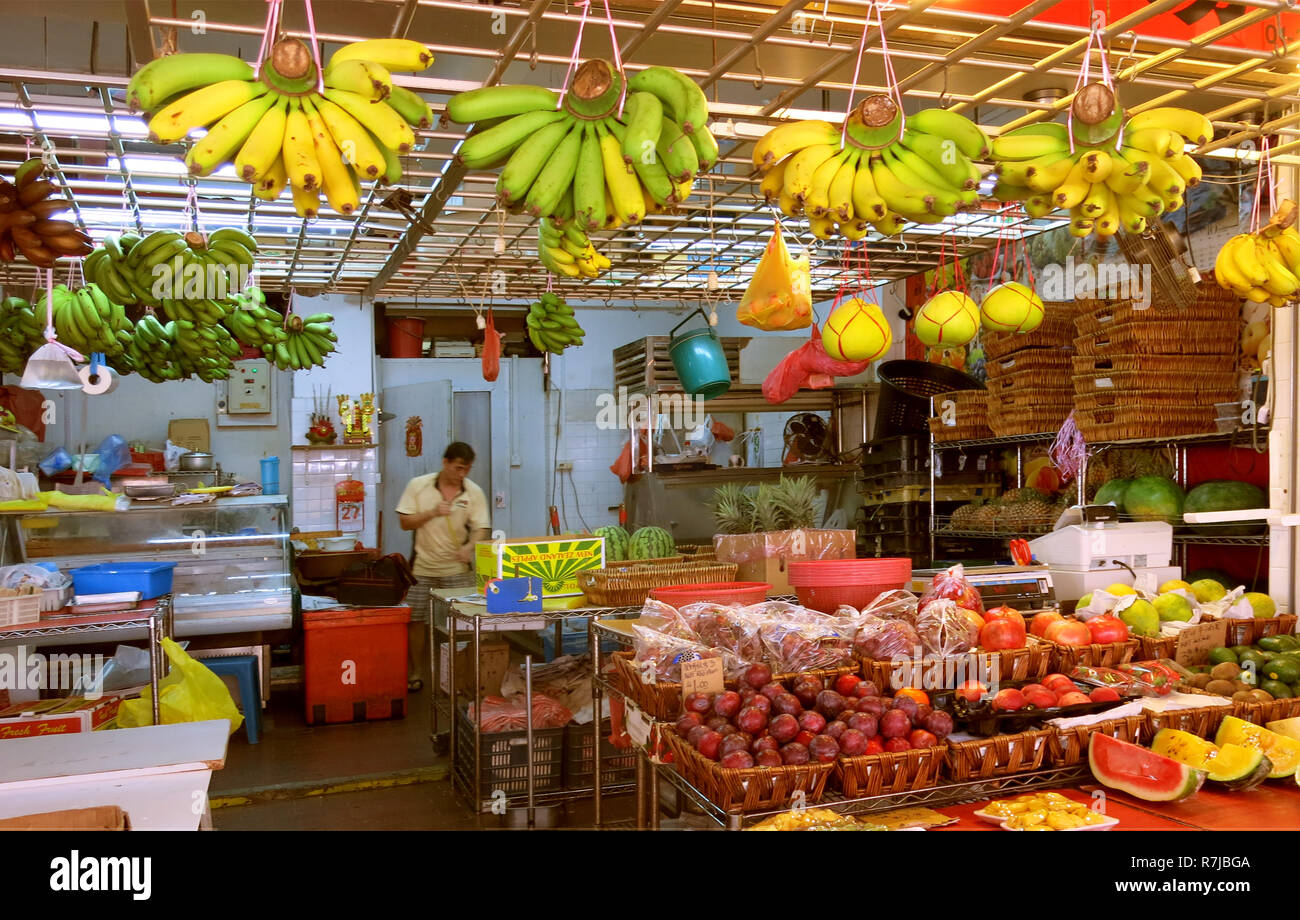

left=612, top=335, right=744, bottom=394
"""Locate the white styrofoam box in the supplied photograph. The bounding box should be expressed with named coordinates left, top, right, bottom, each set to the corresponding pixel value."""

left=1049, top=566, right=1182, bottom=603
left=1028, top=522, right=1174, bottom=570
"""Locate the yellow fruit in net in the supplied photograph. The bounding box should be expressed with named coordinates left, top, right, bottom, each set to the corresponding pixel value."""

left=822, top=297, right=893, bottom=362
left=979, top=281, right=1041, bottom=333
left=914, top=290, right=978, bottom=346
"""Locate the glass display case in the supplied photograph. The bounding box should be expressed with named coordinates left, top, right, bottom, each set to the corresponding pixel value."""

left=0, top=495, right=294, bottom=633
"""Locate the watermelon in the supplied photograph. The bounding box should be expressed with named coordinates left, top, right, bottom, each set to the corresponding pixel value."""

left=1150, top=728, right=1270, bottom=790
left=629, top=526, right=674, bottom=560
left=595, top=526, right=630, bottom=562
left=1088, top=733, right=1205, bottom=801
left=1122, top=475, right=1185, bottom=523
left=1184, top=480, right=1268, bottom=535
left=1093, top=478, right=1131, bottom=508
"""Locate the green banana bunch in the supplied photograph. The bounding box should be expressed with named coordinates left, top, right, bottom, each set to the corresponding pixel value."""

left=525, top=293, right=584, bottom=355
left=989, top=88, right=1212, bottom=239
left=753, top=94, right=987, bottom=239
left=0, top=296, right=45, bottom=374
left=446, top=59, right=714, bottom=236
left=83, top=227, right=259, bottom=307
left=538, top=215, right=610, bottom=279
left=261, top=312, right=338, bottom=371
left=121, top=312, right=184, bottom=383
left=220, top=286, right=291, bottom=348
left=126, top=38, right=433, bottom=215
left=33, top=283, right=130, bottom=358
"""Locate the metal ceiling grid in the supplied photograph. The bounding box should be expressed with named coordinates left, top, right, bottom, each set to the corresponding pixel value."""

left=0, top=0, right=1293, bottom=307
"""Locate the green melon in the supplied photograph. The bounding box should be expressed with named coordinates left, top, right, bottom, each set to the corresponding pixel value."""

left=629, top=526, right=674, bottom=560
left=1122, top=475, right=1185, bottom=523
left=1093, top=478, right=1132, bottom=508
left=594, top=525, right=630, bottom=562
left=1184, top=480, right=1268, bottom=535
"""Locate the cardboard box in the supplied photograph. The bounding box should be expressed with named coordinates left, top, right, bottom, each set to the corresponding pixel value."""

left=0, top=806, right=128, bottom=831
left=713, top=529, right=856, bottom=596
left=0, top=695, right=122, bottom=740
left=167, top=418, right=210, bottom=452
left=438, top=640, right=510, bottom=697
left=475, top=535, right=604, bottom=598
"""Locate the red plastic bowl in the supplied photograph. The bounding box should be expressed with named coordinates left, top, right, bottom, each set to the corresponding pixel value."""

left=795, top=582, right=905, bottom=614
left=649, top=582, right=772, bottom=606
left=787, top=558, right=912, bottom=587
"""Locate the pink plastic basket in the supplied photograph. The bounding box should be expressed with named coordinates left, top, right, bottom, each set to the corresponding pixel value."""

left=648, top=582, right=772, bottom=606
left=787, top=558, right=912, bottom=613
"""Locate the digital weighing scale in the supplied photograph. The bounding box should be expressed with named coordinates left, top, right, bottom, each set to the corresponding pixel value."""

left=910, top=565, right=1059, bottom=615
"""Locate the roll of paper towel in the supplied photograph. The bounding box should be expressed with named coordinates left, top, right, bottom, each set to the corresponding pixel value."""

left=79, top=364, right=117, bottom=395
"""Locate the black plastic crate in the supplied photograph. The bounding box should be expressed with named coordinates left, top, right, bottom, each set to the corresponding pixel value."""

left=856, top=469, right=931, bottom=490
left=856, top=501, right=930, bottom=535
left=859, top=435, right=927, bottom=476
left=859, top=530, right=931, bottom=561
left=562, top=719, right=636, bottom=789
left=454, top=707, right=565, bottom=799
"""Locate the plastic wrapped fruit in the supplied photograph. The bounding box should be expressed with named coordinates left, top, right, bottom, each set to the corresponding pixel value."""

left=852, top=616, right=922, bottom=661
left=915, top=598, right=981, bottom=657
left=919, top=564, right=986, bottom=617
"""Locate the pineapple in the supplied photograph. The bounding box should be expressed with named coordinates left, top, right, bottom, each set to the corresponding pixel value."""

left=752, top=483, right=785, bottom=532
left=772, top=475, right=820, bottom=530
left=711, top=483, right=756, bottom=535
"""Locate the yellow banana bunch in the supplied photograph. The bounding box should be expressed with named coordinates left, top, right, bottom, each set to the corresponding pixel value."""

left=538, top=215, right=610, bottom=279
left=753, top=95, right=987, bottom=239
left=126, top=37, right=433, bottom=216
left=990, top=90, right=1211, bottom=239
left=1215, top=202, right=1300, bottom=307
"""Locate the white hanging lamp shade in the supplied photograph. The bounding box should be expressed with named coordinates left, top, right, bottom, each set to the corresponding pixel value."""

left=21, top=268, right=84, bottom=390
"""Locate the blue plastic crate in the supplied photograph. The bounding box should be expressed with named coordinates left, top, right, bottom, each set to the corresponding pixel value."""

left=541, top=624, right=621, bottom=662
left=70, top=562, right=177, bottom=599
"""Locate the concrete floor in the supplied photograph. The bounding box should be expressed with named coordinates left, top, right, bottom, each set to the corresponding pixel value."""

left=209, top=685, right=639, bottom=831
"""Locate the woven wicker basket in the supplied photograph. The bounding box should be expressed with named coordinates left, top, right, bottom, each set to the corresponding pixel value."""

left=982, top=305, right=1078, bottom=360
left=834, top=745, right=948, bottom=798
left=1075, top=404, right=1217, bottom=442
left=1072, top=353, right=1238, bottom=376
left=985, top=348, right=1074, bottom=380
left=1143, top=685, right=1236, bottom=738
left=1074, top=296, right=1239, bottom=338
left=1038, top=636, right=1139, bottom=672
left=987, top=370, right=1077, bottom=397
left=1137, top=634, right=1180, bottom=660
left=579, top=560, right=737, bottom=607
left=1072, top=369, right=1240, bottom=397
left=929, top=391, right=993, bottom=442
left=603, top=555, right=685, bottom=569
left=930, top=415, right=995, bottom=443
left=1073, top=323, right=1240, bottom=357
left=662, top=730, right=834, bottom=812
left=1200, top=613, right=1298, bottom=647
left=1235, top=696, right=1300, bottom=725
left=611, top=650, right=856, bottom=721
left=1047, top=714, right=1151, bottom=767
left=859, top=641, right=1052, bottom=690
left=943, top=728, right=1053, bottom=781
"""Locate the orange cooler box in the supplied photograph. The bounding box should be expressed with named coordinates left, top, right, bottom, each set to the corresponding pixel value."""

left=303, top=607, right=410, bottom=724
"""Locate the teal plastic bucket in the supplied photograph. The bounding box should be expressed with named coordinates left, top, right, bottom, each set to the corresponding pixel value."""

left=668, top=309, right=731, bottom=399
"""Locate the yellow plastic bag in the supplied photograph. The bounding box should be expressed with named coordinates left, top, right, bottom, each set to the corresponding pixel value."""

left=737, top=221, right=812, bottom=331
left=119, top=638, right=245, bottom=736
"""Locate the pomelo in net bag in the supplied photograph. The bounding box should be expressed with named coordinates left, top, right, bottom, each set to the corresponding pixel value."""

left=822, top=297, right=892, bottom=361
left=979, top=281, right=1041, bottom=333
left=914, top=290, right=978, bottom=346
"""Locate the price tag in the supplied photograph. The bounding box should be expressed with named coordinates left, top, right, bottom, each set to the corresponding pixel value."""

left=1174, top=619, right=1229, bottom=668
left=679, top=657, right=725, bottom=695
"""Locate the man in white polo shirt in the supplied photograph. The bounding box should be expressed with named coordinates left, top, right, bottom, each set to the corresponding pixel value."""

left=396, top=441, right=491, bottom=692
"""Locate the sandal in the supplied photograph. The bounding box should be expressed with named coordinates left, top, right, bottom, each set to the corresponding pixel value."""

left=407, top=678, right=424, bottom=693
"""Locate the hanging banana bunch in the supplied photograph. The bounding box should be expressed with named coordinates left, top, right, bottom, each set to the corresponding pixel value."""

left=125, top=38, right=432, bottom=217
left=83, top=228, right=259, bottom=307
left=1215, top=200, right=1300, bottom=306
left=0, top=157, right=92, bottom=266
left=990, top=83, right=1212, bottom=239
left=525, top=293, right=585, bottom=355
left=538, top=215, right=610, bottom=280
left=753, top=95, right=989, bottom=239
left=447, top=61, right=716, bottom=275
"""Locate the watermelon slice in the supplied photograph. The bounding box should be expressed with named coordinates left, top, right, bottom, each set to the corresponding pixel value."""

left=1151, top=728, right=1270, bottom=790
left=1089, top=733, right=1205, bottom=802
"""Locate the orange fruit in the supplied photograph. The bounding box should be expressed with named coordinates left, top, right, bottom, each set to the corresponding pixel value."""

left=895, top=687, right=930, bottom=706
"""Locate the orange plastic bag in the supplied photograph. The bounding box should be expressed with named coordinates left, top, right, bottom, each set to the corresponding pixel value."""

left=737, top=221, right=812, bottom=331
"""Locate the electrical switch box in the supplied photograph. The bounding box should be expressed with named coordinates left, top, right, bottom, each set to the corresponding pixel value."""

left=217, top=358, right=274, bottom=415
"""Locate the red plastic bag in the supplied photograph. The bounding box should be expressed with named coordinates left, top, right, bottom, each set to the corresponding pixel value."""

left=481, top=309, right=501, bottom=382
left=609, top=431, right=650, bottom=483
left=710, top=419, right=735, bottom=442
left=763, top=325, right=872, bottom=404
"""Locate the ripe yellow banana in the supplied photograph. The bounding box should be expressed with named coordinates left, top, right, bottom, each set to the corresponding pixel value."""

left=330, top=39, right=434, bottom=72
left=783, top=144, right=840, bottom=203
left=303, top=98, right=359, bottom=215
left=314, top=97, right=388, bottom=180
left=760, top=158, right=788, bottom=203
left=282, top=101, right=322, bottom=192
left=149, top=80, right=267, bottom=144
left=805, top=148, right=851, bottom=216
left=1081, top=149, right=1112, bottom=183
left=236, top=95, right=290, bottom=182
left=1052, top=157, right=1092, bottom=210
left=850, top=157, right=887, bottom=222
left=752, top=120, right=840, bottom=170
left=255, top=155, right=288, bottom=201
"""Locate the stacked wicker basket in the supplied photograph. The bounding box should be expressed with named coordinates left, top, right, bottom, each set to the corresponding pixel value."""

left=980, top=303, right=1078, bottom=436
left=927, top=389, right=993, bottom=442
left=1072, top=283, right=1243, bottom=442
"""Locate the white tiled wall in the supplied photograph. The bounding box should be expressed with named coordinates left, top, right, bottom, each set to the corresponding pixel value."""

left=545, top=388, right=626, bottom=531
left=291, top=446, right=379, bottom=547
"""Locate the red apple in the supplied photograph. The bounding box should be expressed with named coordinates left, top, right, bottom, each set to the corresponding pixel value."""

left=883, top=737, right=912, bottom=753
left=769, top=713, right=800, bottom=743
left=711, top=690, right=742, bottom=719
left=835, top=673, right=861, bottom=697
left=1089, top=686, right=1122, bottom=703
left=1058, top=691, right=1092, bottom=707
left=696, top=730, right=723, bottom=760
left=736, top=706, right=768, bottom=735
left=720, top=750, right=754, bottom=769
left=993, top=688, right=1025, bottom=711
left=798, top=711, right=827, bottom=735
left=755, top=749, right=784, bottom=767
left=744, top=663, right=773, bottom=689
left=839, top=728, right=870, bottom=756
left=908, top=729, right=939, bottom=749
left=984, top=605, right=1026, bottom=630
left=780, top=742, right=810, bottom=765
left=1030, top=611, right=1065, bottom=638
left=954, top=681, right=988, bottom=704
left=1045, top=619, right=1092, bottom=647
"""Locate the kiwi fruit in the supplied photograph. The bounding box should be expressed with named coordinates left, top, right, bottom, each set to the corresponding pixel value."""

left=1207, top=679, right=1239, bottom=696
left=1231, top=690, right=1256, bottom=703
left=1249, top=689, right=1275, bottom=703
left=1210, top=661, right=1241, bottom=681
left=1188, top=673, right=1213, bottom=689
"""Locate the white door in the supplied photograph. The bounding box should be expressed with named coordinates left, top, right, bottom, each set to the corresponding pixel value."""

left=381, top=381, right=453, bottom=558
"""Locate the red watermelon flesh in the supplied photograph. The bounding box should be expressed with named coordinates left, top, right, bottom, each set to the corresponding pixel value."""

left=1088, top=733, right=1205, bottom=802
